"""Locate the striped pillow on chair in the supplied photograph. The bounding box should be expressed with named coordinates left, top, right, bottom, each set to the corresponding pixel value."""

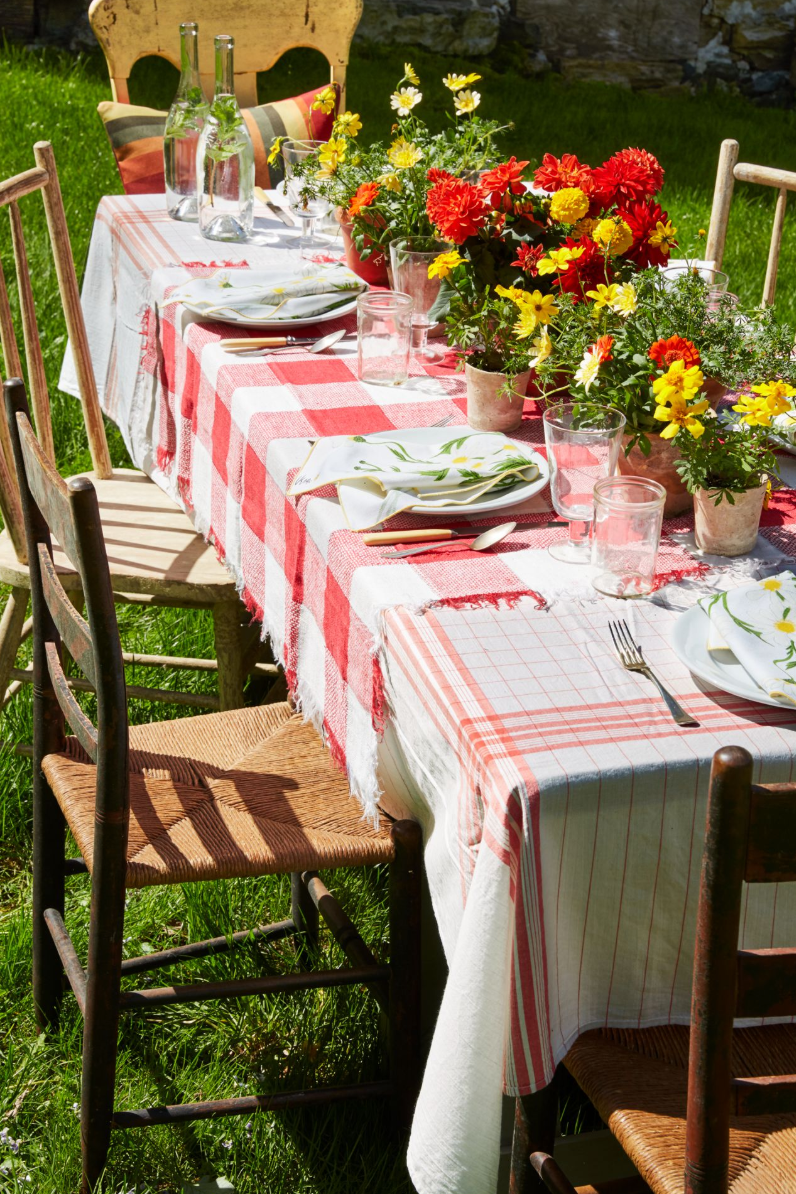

left=98, top=83, right=338, bottom=195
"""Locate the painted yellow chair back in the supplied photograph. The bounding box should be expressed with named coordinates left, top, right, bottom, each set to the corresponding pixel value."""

left=88, top=0, right=363, bottom=109
left=706, top=138, right=796, bottom=306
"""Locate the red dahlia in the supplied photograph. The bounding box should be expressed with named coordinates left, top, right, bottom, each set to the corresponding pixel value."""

left=612, top=147, right=664, bottom=194
left=533, top=152, right=594, bottom=194
left=617, top=199, right=673, bottom=268
left=648, top=336, right=701, bottom=370
left=426, top=178, right=489, bottom=244
left=512, top=242, right=545, bottom=276
left=479, top=156, right=530, bottom=208
left=555, top=237, right=614, bottom=301
left=348, top=181, right=380, bottom=217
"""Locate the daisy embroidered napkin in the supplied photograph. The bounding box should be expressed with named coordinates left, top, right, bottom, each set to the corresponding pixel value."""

left=699, top=571, right=796, bottom=704
left=160, top=265, right=366, bottom=323
left=288, top=429, right=542, bottom=530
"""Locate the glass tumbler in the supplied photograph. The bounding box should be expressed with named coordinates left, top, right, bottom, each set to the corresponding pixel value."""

left=389, top=236, right=450, bottom=361
left=591, top=477, right=666, bottom=596
left=661, top=264, right=729, bottom=299
left=357, top=291, right=413, bottom=386
left=542, top=402, right=626, bottom=563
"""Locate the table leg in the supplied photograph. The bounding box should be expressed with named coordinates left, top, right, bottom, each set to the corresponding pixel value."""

left=510, top=1081, right=558, bottom=1193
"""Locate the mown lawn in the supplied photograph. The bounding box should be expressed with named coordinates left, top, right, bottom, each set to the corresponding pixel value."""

left=0, top=34, right=795, bottom=1192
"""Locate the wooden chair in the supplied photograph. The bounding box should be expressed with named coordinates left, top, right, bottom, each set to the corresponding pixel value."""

left=706, top=138, right=796, bottom=306
left=524, top=744, right=796, bottom=1194
left=5, top=374, right=422, bottom=1193
left=0, top=141, right=272, bottom=717
left=88, top=0, right=363, bottom=108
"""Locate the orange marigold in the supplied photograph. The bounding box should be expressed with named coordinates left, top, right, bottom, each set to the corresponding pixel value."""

left=648, top=336, right=701, bottom=370
left=348, top=181, right=380, bottom=217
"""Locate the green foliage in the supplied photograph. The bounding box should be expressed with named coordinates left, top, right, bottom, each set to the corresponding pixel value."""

left=674, top=414, right=780, bottom=501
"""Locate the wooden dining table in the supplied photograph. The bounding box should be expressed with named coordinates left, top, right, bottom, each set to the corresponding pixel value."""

left=61, top=191, right=796, bottom=1194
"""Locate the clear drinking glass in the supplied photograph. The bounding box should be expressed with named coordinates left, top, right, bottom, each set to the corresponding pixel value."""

left=389, top=236, right=450, bottom=361
left=357, top=292, right=413, bottom=386
left=591, top=477, right=666, bottom=596
left=282, top=140, right=331, bottom=259
left=542, top=402, right=626, bottom=563
left=163, top=22, right=208, bottom=221
left=197, top=34, right=254, bottom=242
left=662, top=264, right=729, bottom=298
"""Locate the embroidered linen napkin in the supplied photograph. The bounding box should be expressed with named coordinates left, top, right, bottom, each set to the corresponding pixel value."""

left=160, top=264, right=366, bottom=323
left=700, top=571, right=796, bottom=704
left=288, top=428, right=542, bottom=530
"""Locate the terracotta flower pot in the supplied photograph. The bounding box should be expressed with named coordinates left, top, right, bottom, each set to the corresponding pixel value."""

left=465, top=363, right=530, bottom=433
left=703, top=375, right=729, bottom=408
left=616, top=432, right=691, bottom=518
left=335, top=207, right=389, bottom=286
left=693, top=480, right=767, bottom=556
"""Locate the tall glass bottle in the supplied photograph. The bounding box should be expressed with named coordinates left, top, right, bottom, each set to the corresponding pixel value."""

left=197, top=34, right=254, bottom=242
left=163, top=22, right=209, bottom=221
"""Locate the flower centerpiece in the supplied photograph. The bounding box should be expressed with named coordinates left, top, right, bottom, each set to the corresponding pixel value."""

left=278, top=64, right=510, bottom=283
left=670, top=380, right=796, bottom=555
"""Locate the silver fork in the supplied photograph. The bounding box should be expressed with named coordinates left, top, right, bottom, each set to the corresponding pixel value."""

left=429, top=414, right=455, bottom=428
left=608, top=619, right=699, bottom=728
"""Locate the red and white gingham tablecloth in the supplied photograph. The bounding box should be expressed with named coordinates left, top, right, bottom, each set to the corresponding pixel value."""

left=62, top=195, right=796, bottom=1194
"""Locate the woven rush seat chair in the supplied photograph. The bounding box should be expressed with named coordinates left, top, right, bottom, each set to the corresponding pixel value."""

left=526, top=746, right=796, bottom=1194
left=5, top=378, right=422, bottom=1193
left=0, top=141, right=271, bottom=717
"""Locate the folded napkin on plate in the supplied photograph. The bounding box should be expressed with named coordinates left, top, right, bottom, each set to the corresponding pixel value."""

left=700, top=571, right=796, bottom=704
left=288, top=429, right=541, bottom=531
left=161, top=264, right=366, bottom=322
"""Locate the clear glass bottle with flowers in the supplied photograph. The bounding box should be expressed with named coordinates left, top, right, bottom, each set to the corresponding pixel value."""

left=196, top=34, right=254, bottom=243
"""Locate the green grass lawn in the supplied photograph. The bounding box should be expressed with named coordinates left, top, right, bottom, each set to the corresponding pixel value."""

left=0, top=34, right=796, bottom=1192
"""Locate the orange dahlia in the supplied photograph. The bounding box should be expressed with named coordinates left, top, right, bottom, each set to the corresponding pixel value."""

left=533, top=152, right=593, bottom=194
left=348, top=182, right=380, bottom=217
left=648, top=336, right=701, bottom=370
left=426, top=177, right=489, bottom=244
left=479, top=156, right=529, bottom=208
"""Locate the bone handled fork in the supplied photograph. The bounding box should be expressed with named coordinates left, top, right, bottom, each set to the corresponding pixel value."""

left=608, top=619, right=699, bottom=728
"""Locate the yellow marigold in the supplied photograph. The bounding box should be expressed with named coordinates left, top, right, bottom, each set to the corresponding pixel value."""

left=549, top=187, right=589, bottom=224
left=443, top=71, right=482, bottom=92
left=652, top=359, right=705, bottom=406
left=454, top=89, right=481, bottom=115
left=388, top=138, right=423, bottom=169
left=404, top=62, right=420, bottom=85
left=592, top=217, right=634, bottom=256
left=732, top=395, right=778, bottom=426
left=335, top=111, right=362, bottom=137
left=390, top=86, right=422, bottom=117
left=312, top=86, right=337, bottom=115
left=428, top=250, right=465, bottom=280
left=648, top=220, right=677, bottom=255
left=495, top=284, right=526, bottom=305
left=536, top=246, right=585, bottom=275
left=654, top=394, right=709, bottom=440
left=267, top=135, right=285, bottom=166
left=585, top=283, right=619, bottom=311
left=751, top=380, right=796, bottom=411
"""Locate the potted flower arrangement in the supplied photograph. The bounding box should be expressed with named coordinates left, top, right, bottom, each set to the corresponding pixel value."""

left=668, top=380, right=796, bottom=555
left=281, top=64, right=510, bottom=284
left=424, top=145, right=679, bottom=435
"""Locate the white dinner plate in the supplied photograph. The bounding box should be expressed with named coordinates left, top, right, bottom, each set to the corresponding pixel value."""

left=166, top=267, right=362, bottom=328
left=671, top=604, right=789, bottom=708
left=337, top=425, right=549, bottom=517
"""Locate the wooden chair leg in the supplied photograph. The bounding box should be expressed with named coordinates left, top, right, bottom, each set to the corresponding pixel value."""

left=212, top=601, right=246, bottom=711
left=0, top=586, right=29, bottom=708
left=388, top=819, right=423, bottom=1134
left=32, top=774, right=65, bottom=1030
left=511, top=1083, right=559, bottom=1193
left=291, top=871, right=319, bottom=967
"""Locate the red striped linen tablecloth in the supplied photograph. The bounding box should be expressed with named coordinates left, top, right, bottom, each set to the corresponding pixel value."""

left=61, top=194, right=796, bottom=1194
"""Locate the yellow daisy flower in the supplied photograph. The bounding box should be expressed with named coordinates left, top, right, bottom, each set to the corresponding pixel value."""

left=404, top=62, right=420, bottom=85
left=318, top=137, right=347, bottom=173
left=380, top=172, right=402, bottom=192
left=267, top=135, right=285, bottom=166
left=775, top=619, right=796, bottom=634
left=652, top=359, right=705, bottom=405
left=495, top=284, right=525, bottom=304
left=762, top=578, right=783, bottom=590
left=648, top=220, right=677, bottom=255
left=654, top=394, right=709, bottom=440
left=390, top=87, right=422, bottom=117
left=428, top=250, right=465, bottom=280
left=388, top=138, right=423, bottom=169
left=517, top=290, right=558, bottom=331
left=575, top=347, right=602, bottom=393
left=732, top=395, right=777, bottom=426
left=335, top=111, right=362, bottom=137
left=311, top=86, right=337, bottom=115
left=752, top=380, right=796, bottom=408
left=529, top=325, right=552, bottom=368
left=611, top=282, right=638, bottom=317
left=454, top=89, right=481, bottom=115
left=585, top=283, right=619, bottom=312
left=592, top=217, right=634, bottom=256
left=443, top=71, right=481, bottom=92
left=536, top=246, right=585, bottom=275
left=549, top=187, right=589, bottom=225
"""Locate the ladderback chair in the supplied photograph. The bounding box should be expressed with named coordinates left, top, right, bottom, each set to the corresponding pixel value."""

left=5, top=374, right=422, bottom=1194
left=88, top=0, right=363, bottom=109
left=706, top=138, right=796, bottom=306
left=524, top=744, right=796, bottom=1194
left=0, top=141, right=272, bottom=716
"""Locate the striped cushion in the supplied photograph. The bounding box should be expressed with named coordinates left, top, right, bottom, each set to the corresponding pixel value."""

left=98, top=83, right=338, bottom=196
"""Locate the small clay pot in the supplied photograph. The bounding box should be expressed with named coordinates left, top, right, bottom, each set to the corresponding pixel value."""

left=616, top=432, right=691, bottom=518
left=703, top=376, right=729, bottom=408
left=335, top=207, right=389, bottom=286
left=693, top=480, right=767, bottom=556
left=465, top=363, right=530, bottom=433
